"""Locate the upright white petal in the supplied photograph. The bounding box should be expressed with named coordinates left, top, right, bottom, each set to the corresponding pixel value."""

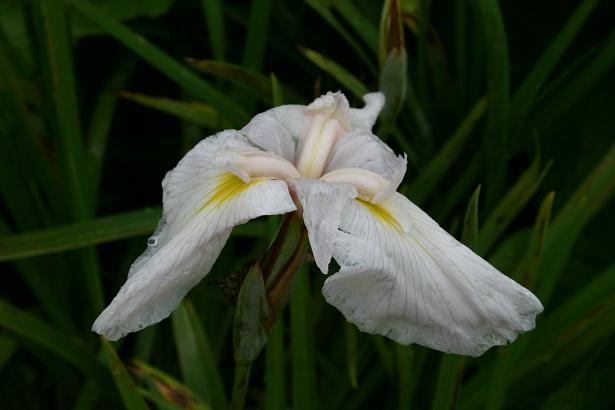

left=324, top=193, right=543, bottom=356
left=349, top=92, right=385, bottom=131
left=241, top=112, right=297, bottom=163
left=290, top=179, right=357, bottom=274
left=267, top=105, right=310, bottom=141
left=93, top=132, right=296, bottom=340
left=326, top=130, right=406, bottom=201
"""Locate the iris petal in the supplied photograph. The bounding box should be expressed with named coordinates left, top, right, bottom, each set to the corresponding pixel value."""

left=92, top=131, right=296, bottom=340
left=324, top=192, right=543, bottom=356
left=290, top=179, right=357, bottom=274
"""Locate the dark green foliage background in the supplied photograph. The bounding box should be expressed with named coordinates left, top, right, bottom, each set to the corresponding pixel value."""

left=0, top=0, right=614, bottom=409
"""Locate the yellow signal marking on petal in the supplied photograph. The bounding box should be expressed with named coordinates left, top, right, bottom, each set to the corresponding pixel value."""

left=198, top=173, right=258, bottom=212
left=357, top=199, right=401, bottom=230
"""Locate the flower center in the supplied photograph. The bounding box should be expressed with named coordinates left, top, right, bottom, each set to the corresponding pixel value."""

left=321, top=167, right=390, bottom=203
left=295, top=92, right=350, bottom=178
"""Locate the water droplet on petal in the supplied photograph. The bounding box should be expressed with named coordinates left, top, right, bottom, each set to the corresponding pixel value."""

left=147, top=236, right=158, bottom=247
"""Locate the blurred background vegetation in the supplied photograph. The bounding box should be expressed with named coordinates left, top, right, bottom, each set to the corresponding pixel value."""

left=0, top=0, right=614, bottom=409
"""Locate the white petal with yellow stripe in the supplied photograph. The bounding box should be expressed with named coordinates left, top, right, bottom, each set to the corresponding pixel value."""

left=324, top=193, right=543, bottom=356
left=92, top=131, right=296, bottom=340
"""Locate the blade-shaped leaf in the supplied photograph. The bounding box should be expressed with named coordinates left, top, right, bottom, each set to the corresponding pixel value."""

left=479, top=153, right=552, bottom=254
left=0, top=208, right=266, bottom=262
left=171, top=300, right=227, bottom=410
left=406, top=98, right=486, bottom=205
left=101, top=340, right=149, bottom=410
left=300, top=47, right=369, bottom=99
left=121, top=91, right=220, bottom=128
left=68, top=0, right=249, bottom=126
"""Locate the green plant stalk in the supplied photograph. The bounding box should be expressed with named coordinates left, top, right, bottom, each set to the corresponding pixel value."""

left=229, top=361, right=252, bottom=410
left=290, top=264, right=317, bottom=410
left=265, top=320, right=286, bottom=410
left=230, top=213, right=308, bottom=410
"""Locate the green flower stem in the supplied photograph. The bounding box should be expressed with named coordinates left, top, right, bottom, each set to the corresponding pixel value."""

left=229, top=361, right=252, bottom=410
left=230, top=212, right=309, bottom=410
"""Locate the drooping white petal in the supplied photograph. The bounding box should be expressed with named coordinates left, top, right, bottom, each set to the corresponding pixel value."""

left=93, top=132, right=296, bottom=340
left=349, top=92, right=385, bottom=131
left=241, top=111, right=297, bottom=162
left=326, top=130, right=406, bottom=201
left=324, top=193, right=543, bottom=356
left=290, top=179, right=357, bottom=274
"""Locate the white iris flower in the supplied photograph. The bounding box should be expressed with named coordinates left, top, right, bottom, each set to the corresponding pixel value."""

left=93, top=91, right=543, bottom=356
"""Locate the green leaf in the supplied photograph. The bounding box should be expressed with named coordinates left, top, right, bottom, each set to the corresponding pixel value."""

left=509, top=0, right=599, bottom=129
left=188, top=59, right=272, bottom=105
left=68, top=0, right=249, bottom=127
left=0, top=299, right=102, bottom=380
left=242, top=0, right=272, bottom=71
left=512, top=191, right=555, bottom=286
left=536, top=144, right=615, bottom=306
left=514, top=263, right=615, bottom=393
left=532, top=34, right=615, bottom=133
left=131, top=359, right=213, bottom=410
left=41, top=0, right=88, bottom=218
left=270, top=73, right=284, bottom=107
left=462, top=185, right=481, bottom=251
left=0, top=208, right=159, bottom=262
left=414, top=0, right=431, bottom=105
left=431, top=354, right=464, bottom=410
left=171, top=301, right=227, bottom=410
left=101, top=339, right=149, bottom=410
left=86, top=57, right=137, bottom=205
left=290, top=264, right=317, bottom=410
left=201, top=0, right=225, bottom=61
left=0, top=26, right=58, bottom=213
left=0, top=208, right=266, bottom=262
left=462, top=147, right=615, bottom=410
left=406, top=98, right=486, bottom=205
left=474, top=0, right=510, bottom=206
left=396, top=345, right=426, bottom=410
left=300, top=47, right=369, bottom=99
left=304, top=0, right=376, bottom=73
left=0, top=333, right=18, bottom=369
left=334, top=1, right=378, bottom=53
left=344, top=321, right=359, bottom=389
left=121, top=91, right=220, bottom=128
left=533, top=263, right=615, bottom=352
left=41, top=0, right=105, bottom=315
left=479, top=153, right=552, bottom=254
